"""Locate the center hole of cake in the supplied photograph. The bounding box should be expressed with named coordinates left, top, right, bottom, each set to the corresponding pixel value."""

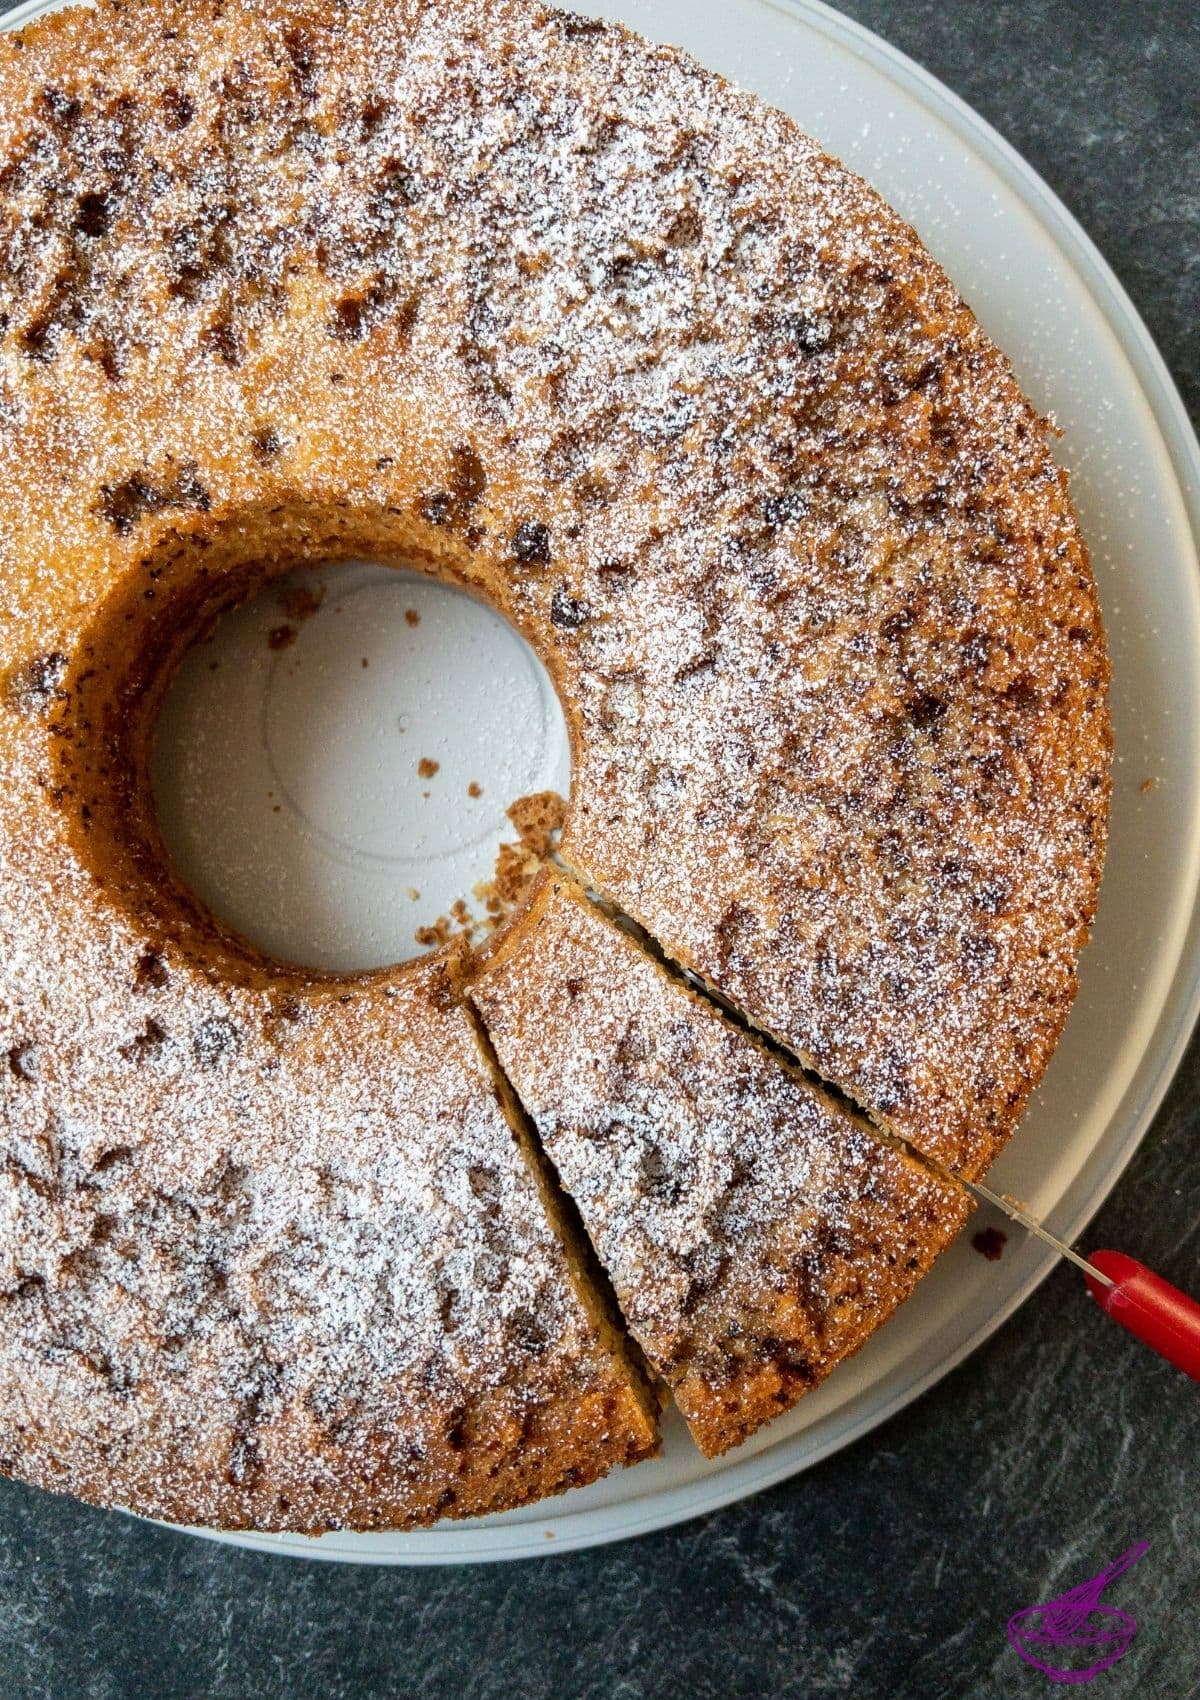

left=152, top=561, right=570, bottom=972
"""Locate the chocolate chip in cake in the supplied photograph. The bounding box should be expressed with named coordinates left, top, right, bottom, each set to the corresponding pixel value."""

left=5, top=651, right=69, bottom=716
left=74, top=193, right=110, bottom=239
left=192, top=1017, right=239, bottom=1068
left=511, top=520, right=551, bottom=566
left=133, top=950, right=169, bottom=991
left=549, top=585, right=589, bottom=629
left=7, top=1043, right=39, bottom=1082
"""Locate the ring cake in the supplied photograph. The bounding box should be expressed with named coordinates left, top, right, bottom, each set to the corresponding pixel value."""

left=0, top=0, right=1109, bottom=1530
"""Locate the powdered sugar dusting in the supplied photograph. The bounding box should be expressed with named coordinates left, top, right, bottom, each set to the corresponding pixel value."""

left=473, top=880, right=970, bottom=1454
left=0, top=0, right=1106, bottom=1514
left=0, top=790, right=650, bottom=1526
left=0, top=0, right=1108, bottom=1178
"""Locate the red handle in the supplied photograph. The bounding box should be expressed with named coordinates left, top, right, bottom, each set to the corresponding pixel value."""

left=1085, top=1251, right=1200, bottom=1382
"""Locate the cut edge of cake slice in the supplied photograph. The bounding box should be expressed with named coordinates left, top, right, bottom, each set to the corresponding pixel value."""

left=550, top=846, right=1015, bottom=1186
left=470, top=871, right=974, bottom=1458
left=458, top=991, right=662, bottom=1465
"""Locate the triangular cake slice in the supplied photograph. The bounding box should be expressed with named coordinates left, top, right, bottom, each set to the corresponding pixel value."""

left=471, top=877, right=972, bottom=1457
left=0, top=909, right=658, bottom=1528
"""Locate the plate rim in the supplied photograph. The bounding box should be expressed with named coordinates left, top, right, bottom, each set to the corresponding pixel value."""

left=3, top=0, right=1199, bottom=1564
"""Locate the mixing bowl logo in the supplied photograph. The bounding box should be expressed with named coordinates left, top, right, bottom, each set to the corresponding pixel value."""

left=1007, top=1542, right=1148, bottom=1683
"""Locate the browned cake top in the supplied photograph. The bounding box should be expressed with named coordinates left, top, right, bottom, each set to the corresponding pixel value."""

left=0, top=0, right=1107, bottom=1528
left=0, top=0, right=1108, bottom=1177
left=0, top=867, right=655, bottom=1529
left=474, top=878, right=971, bottom=1455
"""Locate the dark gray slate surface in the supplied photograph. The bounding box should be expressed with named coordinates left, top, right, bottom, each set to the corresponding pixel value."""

left=0, top=1, right=1196, bottom=1696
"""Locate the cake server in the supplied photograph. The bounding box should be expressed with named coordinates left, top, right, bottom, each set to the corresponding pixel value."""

left=964, top=1178, right=1200, bottom=1382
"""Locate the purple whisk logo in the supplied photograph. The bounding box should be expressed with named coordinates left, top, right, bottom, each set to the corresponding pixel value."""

left=1007, top=1543, right=1148, bottom=1684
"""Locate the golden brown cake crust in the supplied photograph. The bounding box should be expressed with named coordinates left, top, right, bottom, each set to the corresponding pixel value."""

left=0, top=0, right=1108, bottom=1166
left=472, top=878, right=971, bottom=1456
left=0, top=907, right=657, bottom=1531
left=0, top=0, right=1107, bottom=1524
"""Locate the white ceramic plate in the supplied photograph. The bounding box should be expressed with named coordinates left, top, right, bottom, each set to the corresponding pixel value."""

left=5, top=0, right=1199, bottom=1563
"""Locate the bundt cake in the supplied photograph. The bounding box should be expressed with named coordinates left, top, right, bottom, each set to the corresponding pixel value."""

left=0, top=0, right=1109, bottom=1531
